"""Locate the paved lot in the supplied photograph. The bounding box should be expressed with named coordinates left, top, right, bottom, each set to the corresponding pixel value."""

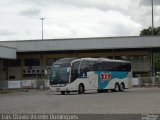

left=0, top=88, right=160, bottom=114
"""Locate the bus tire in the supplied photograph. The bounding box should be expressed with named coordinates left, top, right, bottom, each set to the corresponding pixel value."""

left=114, top=83, right=120, bottom=92
left=66, top=91, right=70, bottom=94
left=120, top=83, right=125, bottom=92
left=78, top=84, right=85, bottom=94
left=61, top=91, right=65, bottom=95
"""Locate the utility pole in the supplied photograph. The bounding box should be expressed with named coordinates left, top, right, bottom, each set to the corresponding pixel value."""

left=151, top=0, right=154, bottom=35
left=40, top=18, right=45, bottom=78
left=40, top=18, right=45, bottom=40
left=151, top=0, right=154, bottom=77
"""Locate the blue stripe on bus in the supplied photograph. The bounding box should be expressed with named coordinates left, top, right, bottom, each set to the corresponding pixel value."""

left=95, top=71, right=128, bottom=89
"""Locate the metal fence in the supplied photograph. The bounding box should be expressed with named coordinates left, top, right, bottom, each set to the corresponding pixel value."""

left=0, top=79, right=50, bottom=90
left=138, top=76, right=160, bottom=86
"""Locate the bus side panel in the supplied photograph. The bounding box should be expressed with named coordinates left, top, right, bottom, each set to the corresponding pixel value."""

left=67, top=72, right=98, bottom=90
left=96, top=71, right=130, bottom=90
left=106, top=78, right=131, bottom=89
left=86, top=72, right=98, bottom=89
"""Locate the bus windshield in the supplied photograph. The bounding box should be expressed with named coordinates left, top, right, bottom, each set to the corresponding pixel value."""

left=50, top=64, right=70, bottom=85
left=50, top=58, right=76, bottom=85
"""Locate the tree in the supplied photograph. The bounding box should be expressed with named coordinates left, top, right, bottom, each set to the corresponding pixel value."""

left=140, top=26, right=160, bottom=76
left=140, top=26, right=160, bottom=36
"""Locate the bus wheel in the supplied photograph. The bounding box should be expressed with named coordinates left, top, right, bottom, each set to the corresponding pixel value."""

left=78, top=84, right=85, bottom=94
left=66, top=91, right=70, bottom=94
left=61, top=91, right=65, bottom=95
left=114, top=83, right=120, bottom=92
left=120, top=83, right=125, bottom=92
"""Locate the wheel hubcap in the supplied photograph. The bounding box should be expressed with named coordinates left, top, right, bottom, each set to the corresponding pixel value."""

left=115, top=85, right=119, bottom=91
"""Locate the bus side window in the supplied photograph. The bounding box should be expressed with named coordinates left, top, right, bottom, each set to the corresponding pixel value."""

left=71, top=61, right=80, bottom=82
left=80, top=61, right=96, bottom=72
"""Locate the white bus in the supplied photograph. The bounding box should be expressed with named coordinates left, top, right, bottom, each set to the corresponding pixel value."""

left=49, top=58, right=132, bottom=94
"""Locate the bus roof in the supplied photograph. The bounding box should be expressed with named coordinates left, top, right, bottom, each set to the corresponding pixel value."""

left=80, top=58, right=130, bottom=63
left=53, top=58, right=130, bottom=65
left=54, top=58, right=77, bottom=64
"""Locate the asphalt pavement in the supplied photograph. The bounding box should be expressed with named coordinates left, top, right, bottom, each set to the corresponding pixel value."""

left=0, top=87, right=160, bottom=114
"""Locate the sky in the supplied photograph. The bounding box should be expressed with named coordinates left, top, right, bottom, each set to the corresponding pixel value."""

left=0, top=0, right=160, bottom=41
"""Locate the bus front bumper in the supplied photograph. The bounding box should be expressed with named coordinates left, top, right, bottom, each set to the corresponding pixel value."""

left=50, top=85, right=69, bottom=92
